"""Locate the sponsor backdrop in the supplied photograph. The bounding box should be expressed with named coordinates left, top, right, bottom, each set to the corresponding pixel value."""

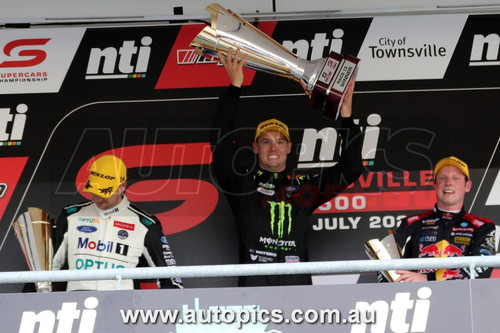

left=1, top=12, right=500, bottom=293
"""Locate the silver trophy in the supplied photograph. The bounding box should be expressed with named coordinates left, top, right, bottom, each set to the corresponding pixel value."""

left=13, top=207, right=53, bottom=292
left=190, top=3, right=360, bottom=120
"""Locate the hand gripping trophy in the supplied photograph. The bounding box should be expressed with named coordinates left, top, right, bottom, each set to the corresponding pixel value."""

left=190, top=3, right=360, bottom=120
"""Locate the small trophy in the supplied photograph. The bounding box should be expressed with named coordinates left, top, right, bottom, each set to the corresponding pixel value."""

left=13, top=207, right=53, bottom=292
left=365, top=232, right=402, bottom=282
left=190, top=3, right=360, bottom=121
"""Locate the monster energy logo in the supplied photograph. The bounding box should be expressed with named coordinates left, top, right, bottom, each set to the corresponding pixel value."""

left=268, top=201, right=292, bottom=238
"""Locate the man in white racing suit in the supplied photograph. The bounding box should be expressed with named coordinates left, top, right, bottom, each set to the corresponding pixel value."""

left=52, top=154, right=183, bottom=291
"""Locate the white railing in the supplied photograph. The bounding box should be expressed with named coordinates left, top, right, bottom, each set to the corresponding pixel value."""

left=1, top=255, right=500, bottom=289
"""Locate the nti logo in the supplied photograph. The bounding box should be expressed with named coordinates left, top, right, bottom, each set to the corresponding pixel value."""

left=282, top=28, right=345, bottom=60
left=85, top=36, right=152, bottom=80
left=297, top=113, right=381, bottom=169
left=469, top=33, right=500, bottom=66
left=0, top=104, right=28, bottom=146
left=19, top=297, right=98, bottom=333
left=351, top=287, right=431, bottom=333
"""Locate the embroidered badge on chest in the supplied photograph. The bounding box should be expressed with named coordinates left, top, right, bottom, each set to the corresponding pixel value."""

left=117, top=230, right=129, bottom=240
left=257, top=181, right=276, bottom=196
left=285, top=185, right=300, bottom=198
left=257, top=187, right=275, bottom=196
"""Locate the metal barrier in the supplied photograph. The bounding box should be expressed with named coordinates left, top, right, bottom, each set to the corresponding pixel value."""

left=1, top=255, right=499, bottom=289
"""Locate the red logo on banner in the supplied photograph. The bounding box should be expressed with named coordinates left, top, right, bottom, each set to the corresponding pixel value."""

left=155, top=22, right=278, bottom=89
left=0, top=157, right=28, bottom=222
left=76, top=143, right=217, bottom=235
left=314, top=191, right=436, bottom=214
left=0, top=39, right=50, bottom=68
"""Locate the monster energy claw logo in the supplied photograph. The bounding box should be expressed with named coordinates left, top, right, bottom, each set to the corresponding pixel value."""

left=268, top=201, right=292, bottom=238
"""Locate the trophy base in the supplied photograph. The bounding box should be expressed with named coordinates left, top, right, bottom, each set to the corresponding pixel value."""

left=310, top=52, right=359, bottom=121
left=35, top=281, right=52, bottom=292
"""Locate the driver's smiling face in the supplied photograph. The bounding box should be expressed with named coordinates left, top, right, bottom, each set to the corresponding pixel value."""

left=434, top=165, right=471, bottom=211
left=253, top=130, right=291, bottom=173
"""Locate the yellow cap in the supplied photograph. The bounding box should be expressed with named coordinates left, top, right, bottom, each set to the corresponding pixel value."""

left=83, top=155, right=127, bottom=198
left=255, top=118, right=290, bottom=141
left=433, top=156, right=469, bottom=180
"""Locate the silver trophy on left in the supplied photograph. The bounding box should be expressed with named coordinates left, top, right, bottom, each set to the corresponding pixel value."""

left=13, top=207, right=53, bottom=292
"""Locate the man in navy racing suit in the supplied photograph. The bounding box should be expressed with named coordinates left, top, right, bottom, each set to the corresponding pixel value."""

left=386, top=156, right=496, bottom=282
left=211, top=48, right=363, bottom=286
left=52, top=154, right=183, bottom=291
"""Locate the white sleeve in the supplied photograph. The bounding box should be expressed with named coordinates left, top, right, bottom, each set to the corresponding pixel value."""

left=52, top=233, right=68, bottom=270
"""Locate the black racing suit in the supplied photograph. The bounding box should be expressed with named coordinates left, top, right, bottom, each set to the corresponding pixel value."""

left=52, top=195, right=183, bottom=290
left=390, top=205, right=496, bottom=281
left=211, top=85, right=363, bottom=286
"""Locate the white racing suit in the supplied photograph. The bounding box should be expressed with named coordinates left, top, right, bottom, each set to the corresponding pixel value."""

left=53, top=195, right=183, bottom=291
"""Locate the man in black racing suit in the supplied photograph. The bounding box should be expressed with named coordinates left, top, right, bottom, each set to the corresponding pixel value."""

left=52, top=154, right=183, bottom=291
left=211, top=48, right=363, bottom=286
left=384, top=156, right=496, bottom=282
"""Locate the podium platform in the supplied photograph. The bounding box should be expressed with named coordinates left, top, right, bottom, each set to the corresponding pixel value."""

left=2, top=279, right=498, bottom=332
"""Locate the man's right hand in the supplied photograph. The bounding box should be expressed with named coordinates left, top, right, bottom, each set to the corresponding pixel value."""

left=395, top=270, right=428, bottom=282
left=218, top=47, right=248, bottom=88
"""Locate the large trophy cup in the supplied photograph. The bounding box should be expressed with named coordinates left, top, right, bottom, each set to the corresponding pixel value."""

left=13, top=207, right=53, bottom=292
left=190, top=3, right=360, bottom=120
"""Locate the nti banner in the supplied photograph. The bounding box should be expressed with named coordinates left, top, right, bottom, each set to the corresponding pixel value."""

left=0, top=13, right=500, bottom=292
left=1, top=280, right=499, bottom=332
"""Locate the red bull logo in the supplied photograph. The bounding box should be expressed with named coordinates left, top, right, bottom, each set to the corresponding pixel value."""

left=438, top=269, right=463, bottom=280
left=442, top=244, right=466, bottom=257
left=419, top=244, right=440, bottom=257
left=419, top=240, right=466, bottom=280
left=418, top=240, right=465, bottom=258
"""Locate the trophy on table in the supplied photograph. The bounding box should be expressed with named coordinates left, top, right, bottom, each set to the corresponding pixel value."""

left=13, top=207, right=53, bottom=292
left=190, top=3, right=360, bottom=121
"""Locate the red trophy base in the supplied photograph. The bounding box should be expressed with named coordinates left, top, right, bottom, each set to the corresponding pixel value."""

left=310, top=52, right=360, bottom=121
